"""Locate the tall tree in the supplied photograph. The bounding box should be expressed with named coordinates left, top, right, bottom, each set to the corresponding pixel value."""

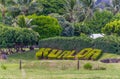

left=38, top=0, right=65, bottom=15
left=63, top=0, right=84, bottom=23
left=80, top=0, right=95, bottom=22
left=7, top=0, right=43, bottom=17
left=0, top=0, right=7, bottom=23
left=112, top=0, right=120, bottom=14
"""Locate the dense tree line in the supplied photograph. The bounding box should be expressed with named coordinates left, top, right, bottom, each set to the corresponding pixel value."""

left=0, top=0, right=120, bottom=54
left=0, top=24, right=39, bottom=54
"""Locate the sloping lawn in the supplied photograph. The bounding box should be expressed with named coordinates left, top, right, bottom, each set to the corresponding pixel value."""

left=0, top=51, right=120, bottom=79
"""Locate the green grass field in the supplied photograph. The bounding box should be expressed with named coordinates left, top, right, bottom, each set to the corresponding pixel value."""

left=0, top=50, right=120, bottom=79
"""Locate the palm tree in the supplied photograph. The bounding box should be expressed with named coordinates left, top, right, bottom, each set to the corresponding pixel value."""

left=63, top=0, right=84, bottom=23
left=80, top=0, right=95, bottom=22
left=12, top=15, right=33, bottom=28
left=7, top=0, right=43, bottom=16
left=0, top=0, right=7, bottom=23
left=112, top=0, right=120, bottom=14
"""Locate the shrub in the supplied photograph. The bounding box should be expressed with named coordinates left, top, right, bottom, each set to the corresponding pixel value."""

left=74, top=23, right=92, bottom=36
left=66, top=50, right=75, bottom=60
left=84, top=52, right=94, bottom=60
left=87, top=10, right=113, bottom=33
left=62, top=51, right=74, bottom=59
left=83, top=63, right=92, bottom=70
left=39, top=36, right=93, bottom=52
left=111, top=13, right=120, bottom=21
left=76, top=48, right=93, bottom=59
left=0, top=24, right=39, bottom=49
left=93, top=35, right=120, bottom=54
left=91, top=49, right=102, bottom=60
left=57, top=50, right=66, bottom=59
left=36, top=48, right=103, bottom=60
left=38, top=0, right=65, bottom=15
left=1, top=64, right=7, bottom=70
left=28, top=15, right=62, bottom=39
left=36, top=48, right=45, bottom=59
left=48, top=49, right=60, bottom=59
left=39, top=35, right=120, bottom=54
left=43, top=48, right=51, bottom=58
left=36, top=48, right=51, bottom=59
left=102, top=20, right=120, bottom=36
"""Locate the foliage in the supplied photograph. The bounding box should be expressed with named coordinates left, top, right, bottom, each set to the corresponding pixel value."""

left=49, top=13, right=73, bottom=36
left=14, top=15, right=32, bottom=28
left=39, top=36, right=93, bottom=52
left=83, top=63, right=92, bottom=70
left=0, top=24, right=39, bottom=48
left=38, top=0, right=65, bottom=15
left=28, top=14, right=62, bottom=39
left=7, top=0, right=43, bottom=17
left=0, top=12, right=2, bottom=22
left=80, top=0, right=95, bottom=22
left=36, top=48, right=45, bottom=59
left=76, top=48, right=92, bottom=59
left=49, top=14, right=75, bottom=37
left=111, top=13, right=120, bottom=21
left=1, top=64, right=7, bottom=70
left=76, top=48, right=102, bottom=60
left=15, top=15, right=26, bottom=28
left=112, top=0, right=120, bottom=14
left=39, top=35, right=120, bottom=54
left=74, top=23, right=92, bottom=36
left=36, top=48, right=102, bottom=60
left=61, top=21, right=74, bottom=37
left=87, top=10, right=113, bottom=33
left=48, top=49, right=60, bottom=59
left=90, top=49, right=102, bottom=60
left=102, top=20, right=120, bottom=35
left=63, top=0, right=85, bottom=23
left=93, top=35, right=120, bottom=54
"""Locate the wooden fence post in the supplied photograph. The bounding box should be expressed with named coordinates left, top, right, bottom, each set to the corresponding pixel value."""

left=77, top=59, right=80, bottom=70
left=19, top=60, right=22, bottom=70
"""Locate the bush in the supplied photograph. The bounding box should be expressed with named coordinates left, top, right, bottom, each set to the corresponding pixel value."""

left=62, top=51, right=74, bottom=59
left=36, top=48, right=51, bottom=59
left=74, top=23, right=92, bottom=36
left=36, top=48, right=102, bottom=60
left=28, top=15, right=62, bottom=39
left=1, top=64, right=7, bottom=70
left=66, top=50, right=75, bottom=60
left=0, top=24, right=39, bottom=49
left=111, top=13, right=120, bottom=21
left=93, top=35, right=120, bottom=54
left=38, top=0, right=65, bottom=15
left=76, top=48, right=93, bottom=59
left=36, top=48, right=45, bottom=59
left=39, top=35, right=120, bottom=54
left=43, top=48, right=51, bottom=58
left=48, top=49, right=61, bottom=59
left=87, top=10, right=113, bottom=33
left=83, top=63, right=92, bottom=70
left=102, top=20, right=120, bottom=36
left=39, top=36, right=93, bottom=52
left=91, top=49, right=102, bottom=60
left=57, top=50, right=66, bottom=59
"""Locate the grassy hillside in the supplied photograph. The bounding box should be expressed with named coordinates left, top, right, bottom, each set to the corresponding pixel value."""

left=0, top=50, right=119, bottom=79
left=8, top=49, right=120, bottom=61
left=8, top=50, right=38, bottom=61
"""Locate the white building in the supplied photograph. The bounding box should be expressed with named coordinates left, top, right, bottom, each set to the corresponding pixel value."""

left=90, top=34, right=104, bottom=39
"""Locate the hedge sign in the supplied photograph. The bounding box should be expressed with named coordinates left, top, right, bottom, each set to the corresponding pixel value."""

left=36, top=48, right=102, bottom=60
